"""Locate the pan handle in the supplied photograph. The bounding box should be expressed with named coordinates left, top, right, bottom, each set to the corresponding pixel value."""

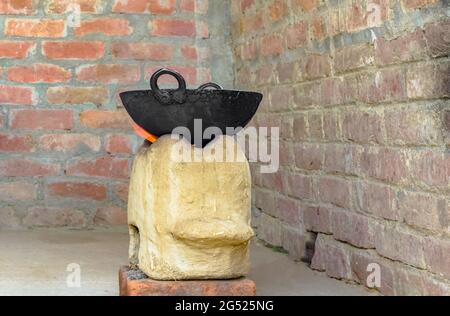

left=150, top=68, right=187, bottom=104
left=196, top=82, right=223, bottom=91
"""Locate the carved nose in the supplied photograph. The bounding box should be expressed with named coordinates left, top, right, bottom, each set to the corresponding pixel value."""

left=171, top=218, right=254, bottom=247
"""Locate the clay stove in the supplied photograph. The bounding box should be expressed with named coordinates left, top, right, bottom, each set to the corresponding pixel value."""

left=118, top=69, right=262, bottom=296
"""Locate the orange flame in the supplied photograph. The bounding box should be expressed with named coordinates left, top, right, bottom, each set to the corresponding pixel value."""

left=132, top=123, right=158, bottom=143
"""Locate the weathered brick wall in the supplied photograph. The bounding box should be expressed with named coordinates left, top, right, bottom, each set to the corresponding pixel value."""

left=0, top=0, right=223, bottom=228
left=231, top=0, right=449, bottom=295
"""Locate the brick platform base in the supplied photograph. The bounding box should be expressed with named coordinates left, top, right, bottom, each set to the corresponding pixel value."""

left=119, top=266, right=256, bottom=296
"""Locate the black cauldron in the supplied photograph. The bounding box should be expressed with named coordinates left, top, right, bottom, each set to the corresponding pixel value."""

left=120, top=68, right=263, bottom=147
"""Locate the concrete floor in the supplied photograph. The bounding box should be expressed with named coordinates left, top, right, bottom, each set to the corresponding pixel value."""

left=0, top=229, right=370, bottom=296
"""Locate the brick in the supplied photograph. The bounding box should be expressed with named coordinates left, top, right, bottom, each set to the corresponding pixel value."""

left=321, top=76, right=357, bottom=106
left=278, top=142, right=293, bottom=167
left=357, top=68, right=407, bottom=104
left=385, top=108, right=442, bottom=145
left=276, top=62, right=298, bottom=84
left=257, top=213, right=283, bottom=247
left=334, top=44, right=374, bottom=74
left=0, top=158, right=59, bottom=177
left=317, top=177, right=351, bottom=209
left=43, top=41, right=104, bottom=60
left=329, top=7, right=345, bottom=36
left=331, top=210, right=375, bottom=248
left=47, top=86, right=108, bottom=106
left=23, top=207, right=85, bottom=227
left=374, top=224, right=426, bottom=269
left=307, top=112, right=323, bottom=140
left=393, top=266, right=428, bottom=295
left=0, top=85, right=35, bottom=105
left=113, top=0, right=176, bottom=14
left=181, top=45, right=198, bottom=60
left=351, top=250, right=395, bottom=295
left=94, top=207, right=127, bottom=226
left=355, top=181, right=399, bottom=220
left=285, top=172, right=312, bottom=200
left=0, top=0, right=34, bottom=14
left=345, top=3, right=365, bottom=32
left=240, top=0, right=254, bottom=12
left=276, top=196, right=301, bottom=224
left=112, top=43, right=173, bottom=61
left=304, top=54, right=331, bottom=79
left=424, top=237, right=450, bottom=279
left=268, top=0, right=288, bottom=22
left=407, top=62, right=449, bottom=100
left=180, top=0, right=195, bottom=12
left=311, top=15, right=326, bottom=40
left=113, top=183, right=129, bottom=202
left=0, top=134, right=34, bottom=152
left=304, top=205, right=332, bottom=234
left=0, top=207, right=20, bottom=228
left=47, top=0, right=100, bottom=13
left=80, top=110, right=131, bottom=129
left=75, top=18, right=131, bottom=37
left=254, top=188, right=277, bottom=216
left=256, top=65, right=274, bottom=86
left=261, top=171, right=284, bottom=194
left=280, top=115, right=293, bottom=139
left=293, top=82, right=321, bottom=108
left=342, top=110, right=383, bottom=144
left=424, top=21, right=450, bottom=57
left=39, top=133, right=101, bottom=153
left=294, top=143, right=323, bottom=171
left=358, top=147, right=408, bottom=184
left=281, top=226, right=311, bottom=262
left=0, top=181, right=37, bottom=202
left=398, top=191, right=447, bottom=231
left=66, top=156, right=129, bottom=179
left=8, top=64, right=71, bottom=83
left=77, top=64, right=140, bottom=84
left=260, top=34, right=283, bottom=57
left=105, top=134, right=133, bottom=154
left=326, top=242, right=352, bottom=280
left=151, top=19, right=196, bottom=37
left=445, top=110, right=450, bottom=132
left=47, top=182, right=107, bottom=201
left=409, top=150, right=449, bottom=188
left=421, top=276, right=450, bottom=296
left=11, top=109, right=73, bottom=130
left=5, top=19, right=66, bottom=38
left=310, top=233, right=327, bottom=271
left=240, top=41, right=257, bottom=61
left=269, top=85, right=293, bottom=112
left=323, top=144, right=353, bottom=174
left=119, top=266, right=256, bottom=296
left=375, top=29, right=427, bottom=65
left=292, top=0, right=318, bottom=12
left=0, top=41, right=34, bottom=59
left=241, top=12, right=264, bottom=33
left=402, top=0, right=438, bottom=10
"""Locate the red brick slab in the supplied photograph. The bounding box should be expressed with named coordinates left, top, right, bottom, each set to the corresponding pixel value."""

left=119, top=266, right=256, bottom=296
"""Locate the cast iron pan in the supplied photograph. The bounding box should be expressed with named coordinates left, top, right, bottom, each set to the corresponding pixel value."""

left=120, top=68, right=263, bottom=148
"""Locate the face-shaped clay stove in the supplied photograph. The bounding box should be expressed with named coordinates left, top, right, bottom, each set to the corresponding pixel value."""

left=121, top=69, right=262, bottom=280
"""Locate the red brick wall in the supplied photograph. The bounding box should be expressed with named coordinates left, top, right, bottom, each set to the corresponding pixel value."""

left=231, top=0, right=450, bottom=295
left=0, top=0, right=212, bottom=228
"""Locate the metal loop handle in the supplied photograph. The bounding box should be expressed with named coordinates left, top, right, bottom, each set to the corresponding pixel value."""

left=196, top=82, right=223, bottom=92
left=150, top=68, right=187, bottom=104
